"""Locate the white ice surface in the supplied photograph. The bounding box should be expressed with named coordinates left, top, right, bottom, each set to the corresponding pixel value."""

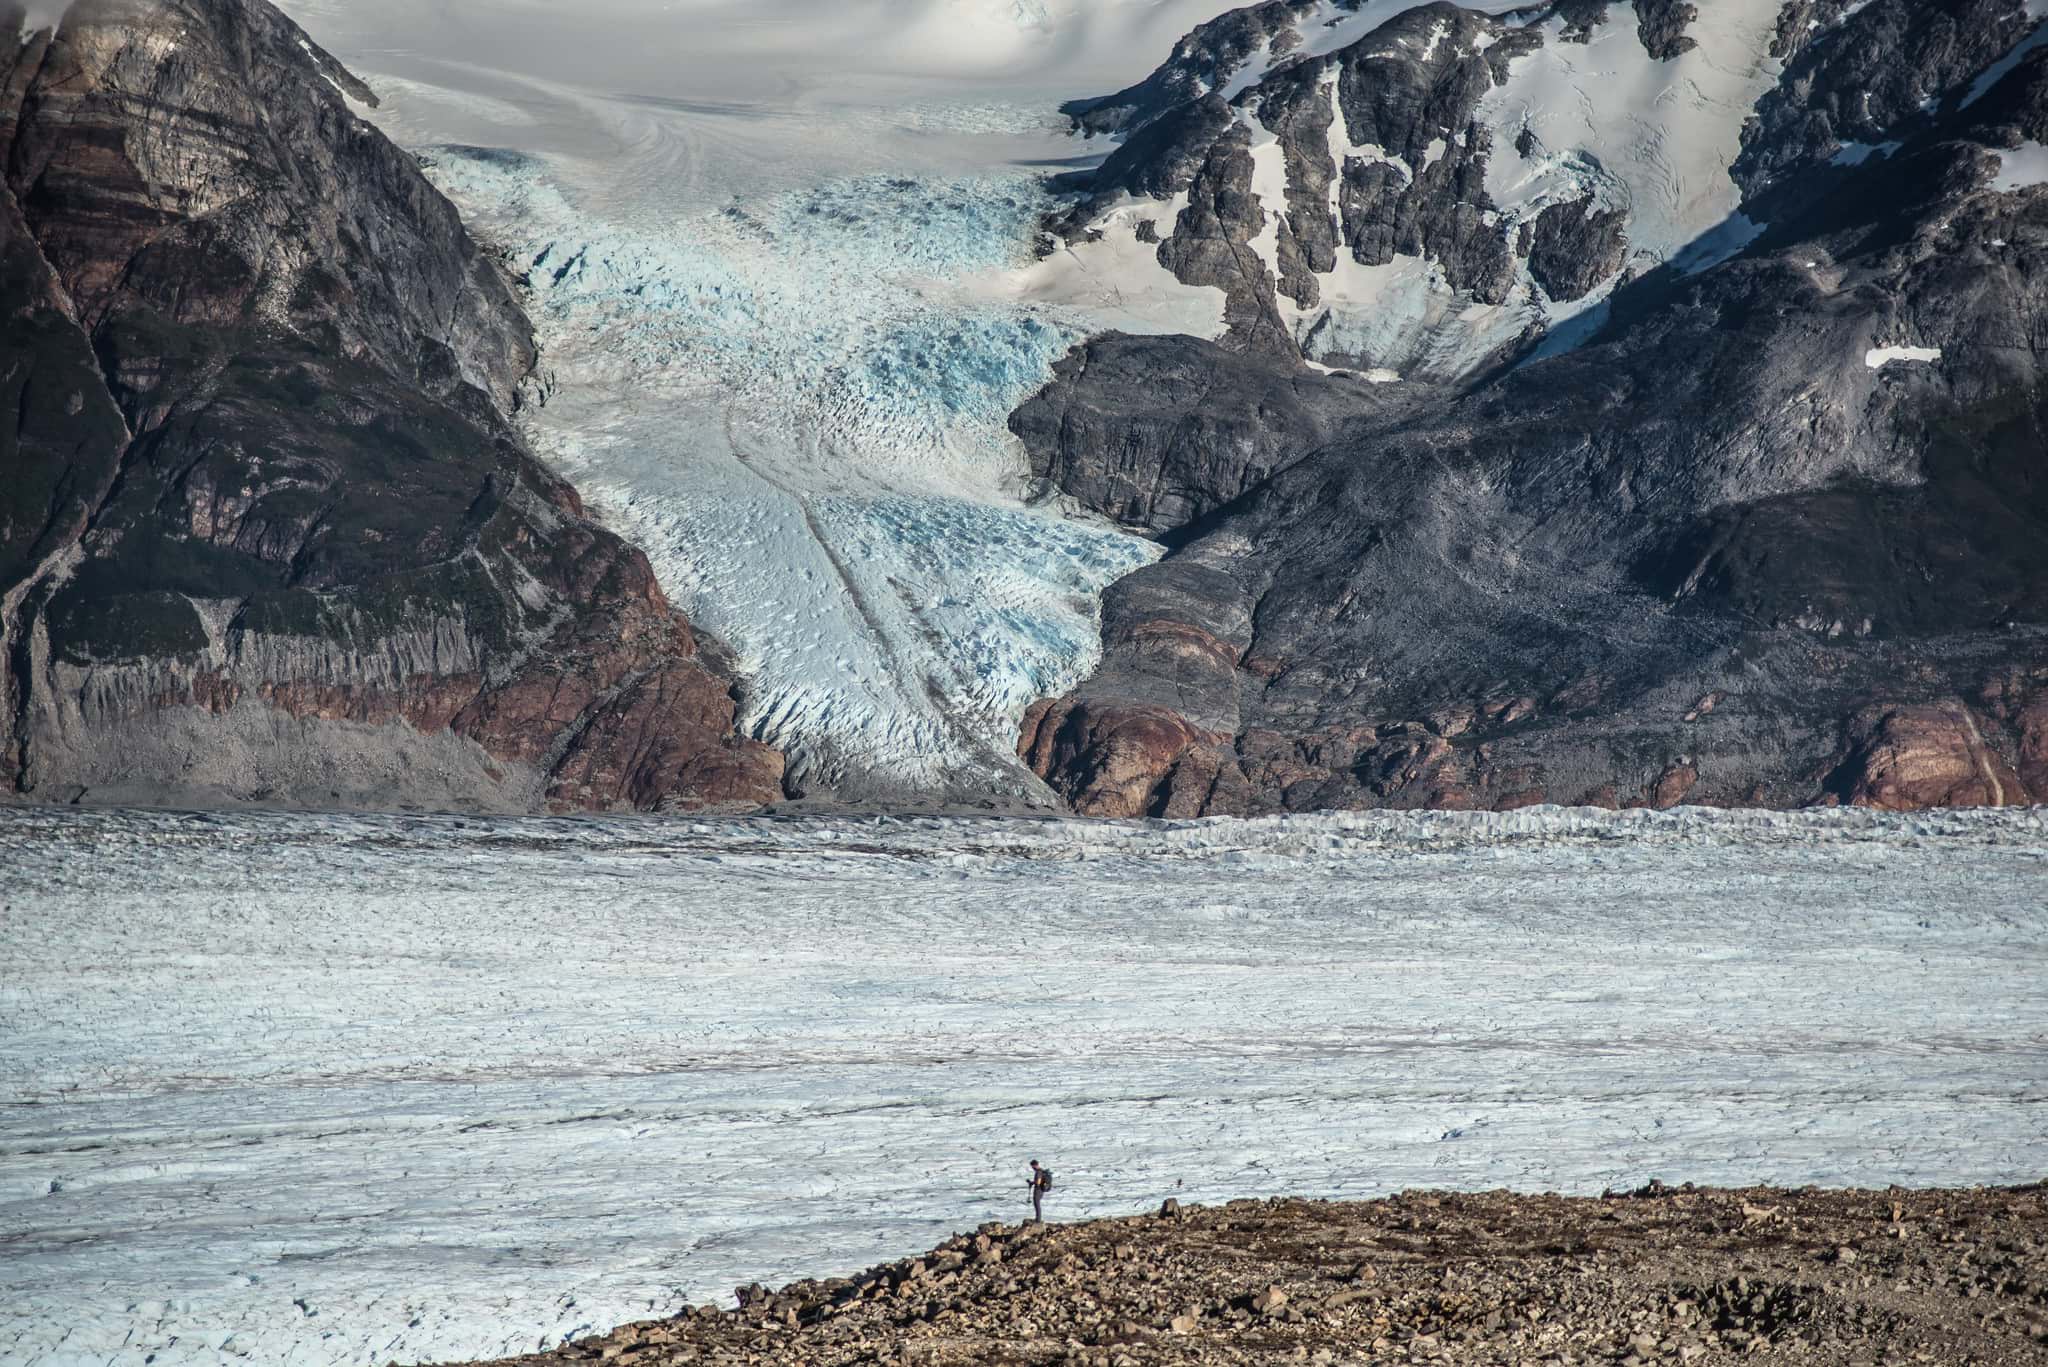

left=3, top=804, right=2046, bottom=1367
left=1991, top=139, right=2048, bottom=192
left=275, top=3, right=1265, bottom=801
left=1481, top=1, right=1785, bottom=271
left=419, top=143, right=1156, bottom=799
left=1865, top=344, right=1943, bottom=368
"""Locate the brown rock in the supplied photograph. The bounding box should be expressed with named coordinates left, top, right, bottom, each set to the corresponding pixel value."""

left=2016, top=692, right=2048, bottom=799
left=1651, top=762, right=1698, bottom=809
left=1833, top=703, right=2026, bottom=810
left=1017, top=697, right=1229, bottom=818
left=1126, top=619, right=1242, bottom=674
left=0, top=0, right=784, bottom=816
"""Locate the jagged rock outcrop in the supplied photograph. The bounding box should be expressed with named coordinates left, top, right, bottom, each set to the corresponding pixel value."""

left=0, top=0, right=783, bottom=813
left=1057, top=0, right=1550, bottom=375
left=1009, top=333, right=1392, bottom=534
left=1046, top=0, right=2041, bottom=386
left=1015, top=0, right=2048, bottom=818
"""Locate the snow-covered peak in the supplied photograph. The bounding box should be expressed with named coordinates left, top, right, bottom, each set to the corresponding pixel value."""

left=1056, top=0, right=1803, bottom=379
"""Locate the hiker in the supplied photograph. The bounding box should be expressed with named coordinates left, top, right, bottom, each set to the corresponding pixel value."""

left=1027, top=1159, right=1053, bottom=1222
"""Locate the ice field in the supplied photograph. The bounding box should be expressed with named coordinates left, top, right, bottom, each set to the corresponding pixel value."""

left=3, top=804, right=2046, bottom=1366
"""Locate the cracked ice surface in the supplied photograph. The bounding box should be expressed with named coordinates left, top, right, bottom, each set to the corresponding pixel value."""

left=3, top=804, right=2046, bottom=1367
left=412, top=141, right=1163, bottom=800
left=417, top=137, right=1155, bottom=803
left=273, top=0, right=1262, bottom=804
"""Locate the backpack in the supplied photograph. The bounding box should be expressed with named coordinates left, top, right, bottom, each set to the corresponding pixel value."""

left=1038, top=1168, right=1054, bottom=1192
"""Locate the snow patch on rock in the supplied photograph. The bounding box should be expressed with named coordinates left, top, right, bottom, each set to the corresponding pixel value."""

left=1990, top=139, right=2048, bottom=192
left=1831, top=140, right=1901, bottom=166
left=1672, top=212, right=1770, bottom=275
left=1865, top=345, right=1943, bottom=369
left=1963, top=12, right=2048, bottom=109
left=1241, top=107, right=1293, bottom=282
left=1481, top=0, right=1786, bottom=274
left=986, top=193, right=1228, bottom=339
left=1288, top=251, right=1536, bottom=381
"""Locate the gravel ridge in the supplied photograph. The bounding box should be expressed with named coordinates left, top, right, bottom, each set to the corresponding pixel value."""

left=460, top=1184, right=2048, bottom=1367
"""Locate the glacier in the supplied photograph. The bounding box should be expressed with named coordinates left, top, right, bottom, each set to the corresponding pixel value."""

left=267, top=0, right=1263, bottom=804
left=421, top=144, right=1156, bottom=801
left=2, top=804, right=2045, bottom=1367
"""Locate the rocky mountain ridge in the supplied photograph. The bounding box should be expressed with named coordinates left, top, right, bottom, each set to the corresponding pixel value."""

left=1011, top=0, right=2048, bottom=817
left=0, top=0, right=783, bottom=813
left=1049, top=0, right=2040, bottom=382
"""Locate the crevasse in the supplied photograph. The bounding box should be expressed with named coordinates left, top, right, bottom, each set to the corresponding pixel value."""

left=422, top=142, right=1159, bottom=803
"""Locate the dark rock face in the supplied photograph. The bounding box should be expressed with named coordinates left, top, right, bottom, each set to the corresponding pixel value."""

left=1015, top=0, right=2048, bottom=817
left=1737, top=0, right=2033, bottom=224
left=1048, top=0, right=2048, bottom=385
left=0, top=0, right=782, bottom=812
left=1522, top=196, right=1629, bottom=303
left=1063, top=1, right=1324, bottom=139
left=1008, top=333, right=1391, bottom=535
left=1632, top=0, right=1699, bottom=60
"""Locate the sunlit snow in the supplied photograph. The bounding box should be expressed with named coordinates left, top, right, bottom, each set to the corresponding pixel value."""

left=3, top=804, right=2045, bottom=1367
left=1057, top=0, right=1794, bottom=377
left=1990, top=139, right=2048, bottom=192
left=1865, top=344, right=1943, bottom=369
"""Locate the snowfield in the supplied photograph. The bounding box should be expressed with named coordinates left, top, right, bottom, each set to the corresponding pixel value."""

left=3, top=804, right=2045, bottom=1367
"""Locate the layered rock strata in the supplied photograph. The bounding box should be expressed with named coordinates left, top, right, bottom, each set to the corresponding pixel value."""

left=0, top=0, right=782, bottom=812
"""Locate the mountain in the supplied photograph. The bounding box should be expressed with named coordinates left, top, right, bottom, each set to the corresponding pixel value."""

left=0, top=0, right=782, bottom=812
left=1013, top=0, right=2048, bottom=815
left=6, top=0, right=2044, bottom=820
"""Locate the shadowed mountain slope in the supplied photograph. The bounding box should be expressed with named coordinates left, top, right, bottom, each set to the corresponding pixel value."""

left=0, top=0, right=783, bottom=813
left=1015, top=0, right=2048, bottom=816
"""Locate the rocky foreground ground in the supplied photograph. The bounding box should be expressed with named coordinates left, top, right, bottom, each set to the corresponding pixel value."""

left=463, top=1185, right=2048, bottom=1367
